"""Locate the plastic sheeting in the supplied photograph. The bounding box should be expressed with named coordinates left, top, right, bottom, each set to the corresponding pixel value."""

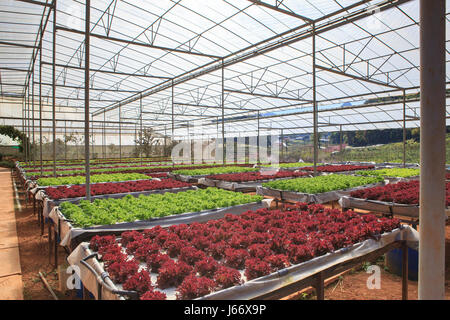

left=50, top=199, right=272, bottom=249
left=67, top=225, right=419, bottom=300
left=256, top=181, right=386, bottom=204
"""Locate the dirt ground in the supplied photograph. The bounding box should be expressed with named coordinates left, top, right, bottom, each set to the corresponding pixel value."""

left=13, top=174, right=76, bottom=300
left=10, top=174, right=450, bottom=300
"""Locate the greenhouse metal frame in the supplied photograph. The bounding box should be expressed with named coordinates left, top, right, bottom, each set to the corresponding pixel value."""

left=0, top=0, right=448, bottom=299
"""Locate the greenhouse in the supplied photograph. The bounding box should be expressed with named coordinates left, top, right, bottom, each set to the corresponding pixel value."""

left=0, top=0, right=448, bottom=303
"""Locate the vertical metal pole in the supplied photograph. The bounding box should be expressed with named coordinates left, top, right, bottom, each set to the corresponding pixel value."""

left=402, top=89, right=406, bottom=167
left=64, top=120, right=67, bottom=161
left=402, top=241, right=409, bottom=300
left=164, top=125, right=167, bottom=158
left=39, top=42, right=43, bottom=175
left=281, top=129, right=284, bottom=163
left=32, top=70, right=35, bottom=166
left=119, top=106, right=122, bottom=161
left=221, top=60, right=225, bottom=165
left=52, top=1, right=57, bottom=176
left=171, top=81, right=174, bottom=164
left=103, top=112, right=106, bottom=159
left=140, top=94, right=143, bottom=164
left=171, top=81, right=174, bottom=140
left=24, top=89, right=28, bottom=163
left=22, top=99, right=24, bottom=162
left=85, top=0, right=91, bottom=201
left=28, top=85, right=31, bottom=162
left=312, top=23, right=318, bottom=176
left=419, top=0, right=446, bottom=300
left=257, top=111, right=260, bottom=164
left=91, top=115, right=94, bottom=160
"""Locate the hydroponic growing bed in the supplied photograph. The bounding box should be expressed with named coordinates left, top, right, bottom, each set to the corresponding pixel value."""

left=339, top=180, right=450, bottom=218
left=35, top=178, right=196, bottom=219
left=67, top=202, right=418, bottom=300
left=198, top=170, right=311, bottom=192
left=256, top=174, right=384, bottom=204
left=168, top=166, right=259, bottom=183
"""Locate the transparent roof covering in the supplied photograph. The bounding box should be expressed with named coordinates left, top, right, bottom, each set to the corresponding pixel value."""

left=1, top=0, right=449, bottom=138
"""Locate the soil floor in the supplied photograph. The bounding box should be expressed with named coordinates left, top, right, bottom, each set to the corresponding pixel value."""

left=7, top=172, right=450, bottom=300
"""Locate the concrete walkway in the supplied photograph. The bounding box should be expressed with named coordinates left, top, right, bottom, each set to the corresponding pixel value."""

left=0, top=168, right=23, bottom=299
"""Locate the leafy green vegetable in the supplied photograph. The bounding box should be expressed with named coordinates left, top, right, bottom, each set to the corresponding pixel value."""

left=37, top=173, right=151, bottom=186
left=59, top=187, right=263, bottom=228
left=262, top=174, right=383, bottom=194
left=354, top=168, right=419, bottom=178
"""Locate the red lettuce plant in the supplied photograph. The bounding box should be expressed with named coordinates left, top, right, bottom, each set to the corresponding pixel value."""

left=146, top=253, right=171, bottom=273
left=122, top=269, right=152, bottom=295
left=156, top=260, right=193, bottom=289
left=179, top=246, right=207, bottom=265
left=264, top=254, right=290, bottom=271
left=176, top=274, right=216, bottom=300
left=194, top=257, right=219, bottom=278
left=140, top=290, right=167, bottom=300
left=107, top=260, right=139, bottom=284
left=214, top=266, right=243, bottom=289
left=244, top=258, right=272, bottom=280
left=224, top=248, right=249, bottom=269
left=89, top=235, right=116, bottom=251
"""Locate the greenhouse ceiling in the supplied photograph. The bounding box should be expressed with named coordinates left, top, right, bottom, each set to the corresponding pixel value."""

left=0, top=0, right=450, bottom=138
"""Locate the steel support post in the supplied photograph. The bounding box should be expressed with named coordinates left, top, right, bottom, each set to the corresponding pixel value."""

left=119, top=106, right=122, bottom=160
left=257, top=111, right=260, bottom=164
left=164, top=125, right=167, bottom=158
left=64, top=120, right=67, bottom=160
left=103, top=112, right=106, bottom=159
left=39, top=43, right=43, bottom=175
left=32, top=69, right=35, bottom=166
left=312, top=23, right=318, bottom=176
left=52, top=1, right=57, bottom=177
left=140, top=94, right=143, bottom=165
left=419, top=0, right=446, bottom=300
left=403, top=89, right=406, bottom=167
left=85, top=0, right=91, bottom=201
left=221, top=60, right=225, bottom=165
left=24, top=90, right=27, bottom=163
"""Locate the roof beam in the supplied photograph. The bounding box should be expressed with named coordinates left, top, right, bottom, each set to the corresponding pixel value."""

left=315, top=64, right=402, bottom=90
left=0, top=41, right=38, bottom=49
left=246, top=0, right=313, bottom=22
left=40, top=61, right=172, bottom=79
left=56, top=26, right=222, bottom=59
left=224, top=88, right=312, bottom=102
left=15, top=0, right=53, bottom=7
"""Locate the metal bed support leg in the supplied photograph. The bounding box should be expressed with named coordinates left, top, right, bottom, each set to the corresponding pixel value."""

left=40, top=205, right=44, bottom=236
left=315, top=271, right=325, bottom=300
left=48, top=222, right=52, bottom=265
left=402, top=241, right=408, bottom=300
left=54, top=227, right=58, bottom=268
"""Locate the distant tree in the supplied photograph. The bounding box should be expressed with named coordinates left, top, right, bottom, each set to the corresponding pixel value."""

left=134, top=128, right=161, bottom=157
left=410, top=128, right=420, bottom=142
left=108, top=143, right=118, bottom=157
